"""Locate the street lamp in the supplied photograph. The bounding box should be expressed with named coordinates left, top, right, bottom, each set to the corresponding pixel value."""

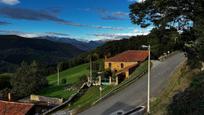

left=142, top=45, right=151, bottom=114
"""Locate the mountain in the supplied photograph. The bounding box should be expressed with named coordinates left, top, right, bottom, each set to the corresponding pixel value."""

left=0, top=35, right=84, bottom=73
left=37, top=36, right=104, bottom=51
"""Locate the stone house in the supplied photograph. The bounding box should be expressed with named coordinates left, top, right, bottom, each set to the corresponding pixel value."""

left=104, top=50, right=149, bottom=84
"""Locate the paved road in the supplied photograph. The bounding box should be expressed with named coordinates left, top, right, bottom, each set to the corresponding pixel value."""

left=78, top=52, right=186, bottom=115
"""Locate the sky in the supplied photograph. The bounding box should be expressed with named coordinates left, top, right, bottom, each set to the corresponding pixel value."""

left=0, top=0, right=151, bottom=41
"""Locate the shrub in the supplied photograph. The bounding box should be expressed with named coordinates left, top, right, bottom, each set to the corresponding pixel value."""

left=61, top=78, right=67, bottom=84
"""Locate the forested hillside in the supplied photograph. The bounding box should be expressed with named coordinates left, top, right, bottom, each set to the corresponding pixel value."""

left=0, top=35, right=84, bottom=73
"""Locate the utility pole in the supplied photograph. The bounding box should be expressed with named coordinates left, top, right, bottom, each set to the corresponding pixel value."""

left=147, top=45, right=151, bottom=114
left=90, top=56, right=92, bottom=83
left=57, top=62, right=62, bottom=86
left=99, top=85, right=102, bottom=99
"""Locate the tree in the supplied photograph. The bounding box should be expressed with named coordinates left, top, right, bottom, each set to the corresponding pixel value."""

left=168, top=73, right=204, bottom=115
left=129, top=0, right=196, bottom=30
left=129, top=0, right=204, bottom=68
left=102, top=69, right=112, bottom=79
left=148, top=27, right=180, bottom=58
left=0, top=88, right=10, bottom=100
left=10, top=61, right=48, bottom=99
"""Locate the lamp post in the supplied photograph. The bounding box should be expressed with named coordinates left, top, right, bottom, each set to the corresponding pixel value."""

left=98, top=72, right=103, bottom=99
left=99, top=86, right=102, bottom=99
left=57, top=62, right=62, bottom=86
left=142, top=45, right=151, bottom=114
left=89, top=56, right=92, bottom=83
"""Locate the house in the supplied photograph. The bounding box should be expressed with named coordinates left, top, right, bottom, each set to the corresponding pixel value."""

left=104, top=50, right=149, bottom=84
left=0, top=100, right=34, bottom=115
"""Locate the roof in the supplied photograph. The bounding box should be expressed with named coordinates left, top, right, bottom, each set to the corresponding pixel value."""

left=0, top=100, right=34, bottom=115
left=106, top=50, right=149, bottom=62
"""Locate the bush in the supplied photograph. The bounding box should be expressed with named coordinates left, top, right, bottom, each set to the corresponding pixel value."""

left=0, top=79, right=11, bottom=90
left=102, top=69, right=112, bottom=79
left=61, top=78, right=67, bottom=84
left=168, top=73, right=204, bottom=115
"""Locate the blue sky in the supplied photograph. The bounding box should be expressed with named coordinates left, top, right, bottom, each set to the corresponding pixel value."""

left=0, top=0, right=151, bottom=40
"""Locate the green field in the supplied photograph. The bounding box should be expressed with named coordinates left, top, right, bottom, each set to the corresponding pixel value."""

left=38, top=63, right=89, bottom=99
left=0, top=73, right=13, bottom=79
left=70, top=61, right=148, bottom=112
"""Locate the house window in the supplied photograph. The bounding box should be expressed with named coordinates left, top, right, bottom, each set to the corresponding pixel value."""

left=109, top=63, right=112, bottom=68
left=121, top=63, right=124, bottom=68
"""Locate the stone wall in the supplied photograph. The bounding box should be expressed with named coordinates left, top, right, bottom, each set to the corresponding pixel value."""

left=30, top=95, right=63, bottom=105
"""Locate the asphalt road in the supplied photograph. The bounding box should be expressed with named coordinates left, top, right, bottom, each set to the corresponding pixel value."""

left=78, top=52, right=186, bottom=115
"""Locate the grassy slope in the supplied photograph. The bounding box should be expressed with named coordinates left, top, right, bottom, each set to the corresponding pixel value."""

left=150, top=62, right=198, bottom=114
left=0, top=73, right=13, bottom=79
left=48, top=63, right=89, bottom=85
left=167, top=72, right=204, bottom=114
left=38, top=63, right=89, bottom=99
left=70, top=85, right=114, bottom=109
left=70, top=61, right=148, bottom=112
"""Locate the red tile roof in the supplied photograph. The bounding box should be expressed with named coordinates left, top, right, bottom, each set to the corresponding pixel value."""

left=0, top=100, right=34, bottom=115
left=106, top=50, right=149, bottom=62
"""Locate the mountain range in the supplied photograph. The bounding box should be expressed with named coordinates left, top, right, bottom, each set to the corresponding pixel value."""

left=0, top=35, right=85, bottom=73
left=37, top=36, right=104, bottom=51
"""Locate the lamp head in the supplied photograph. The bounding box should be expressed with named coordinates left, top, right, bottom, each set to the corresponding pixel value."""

left=141, top=45, right=148, bottom=48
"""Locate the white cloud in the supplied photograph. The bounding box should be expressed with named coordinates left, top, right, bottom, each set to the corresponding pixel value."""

left=0, top=30, right=40, bottom=38
left=90, top=27, right=153, bottom=40
left=138, top=0, right=145, bottom=2
left=91, top=31, right=149, bottom=40
left=0, top=0, right=20, bottom=5
left=128, top=0, right=145, bottom=3
left=0, top=30, right=70, bottom=38
left=92, top=32, right=148, bottom=39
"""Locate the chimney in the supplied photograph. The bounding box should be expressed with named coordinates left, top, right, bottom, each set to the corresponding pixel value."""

left=104, top=56, right=107, bottom=61
left=8, top=93, right=11, bottom=101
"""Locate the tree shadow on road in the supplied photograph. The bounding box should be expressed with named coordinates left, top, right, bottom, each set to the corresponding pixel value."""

left=102, top=102, right=135, bottom=115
